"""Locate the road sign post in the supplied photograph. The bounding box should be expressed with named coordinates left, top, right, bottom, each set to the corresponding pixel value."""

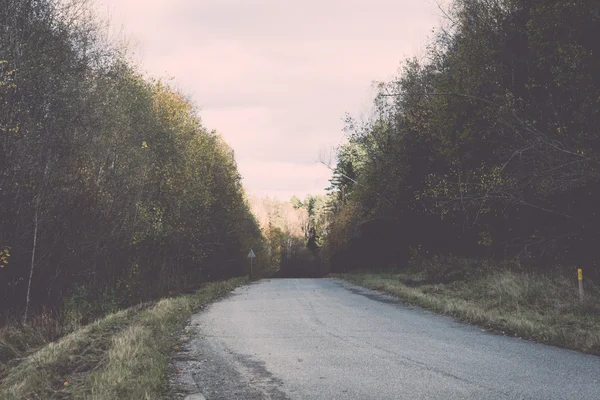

left=578, top=268, right=584, bottom=302
left=247, top=249, right=256, bottom=279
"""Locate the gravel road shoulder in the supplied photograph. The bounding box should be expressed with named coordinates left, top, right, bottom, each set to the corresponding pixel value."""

left=167, top=288, right=290, bottom=400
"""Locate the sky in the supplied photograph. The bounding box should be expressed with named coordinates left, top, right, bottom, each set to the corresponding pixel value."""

left=94, top=0, right=445, bottom=201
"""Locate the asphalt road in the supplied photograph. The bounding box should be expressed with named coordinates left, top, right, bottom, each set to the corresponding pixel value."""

left=170, top=278, right=600, bottom=400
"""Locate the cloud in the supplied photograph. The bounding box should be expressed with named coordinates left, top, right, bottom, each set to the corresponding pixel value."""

left=201, top=106, right=345, bottom=165
left=95, top=0, right=443, bottom=200
left=240, top=160, right=332, bottom=201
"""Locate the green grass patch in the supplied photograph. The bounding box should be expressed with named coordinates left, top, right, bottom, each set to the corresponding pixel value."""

left=0, top=305, right=146, bottom=400
left=0, top=313, right=64, bottom=380
left=337, top=265, right=600, bottom=356
left=0, top=277, right=247, bottom=400
left=75, top=278, right=246, bottom=399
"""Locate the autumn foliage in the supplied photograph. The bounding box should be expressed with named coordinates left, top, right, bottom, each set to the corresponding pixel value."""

left=325, top=0, right=600, bottom=275
left=0, top=0, right=264, bottom=322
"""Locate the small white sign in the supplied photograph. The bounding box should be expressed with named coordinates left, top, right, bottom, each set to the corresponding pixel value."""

left=247, top=249, right=256, bottom=258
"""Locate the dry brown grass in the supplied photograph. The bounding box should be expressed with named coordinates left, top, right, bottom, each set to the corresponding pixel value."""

left=339, top=265, right=600, bottom=355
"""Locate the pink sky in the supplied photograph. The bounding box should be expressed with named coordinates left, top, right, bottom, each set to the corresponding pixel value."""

left=95, top=0, right=444, bottom=201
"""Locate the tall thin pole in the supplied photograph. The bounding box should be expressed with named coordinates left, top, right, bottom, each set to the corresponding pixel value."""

left=578, top=268, right=584, bottom=302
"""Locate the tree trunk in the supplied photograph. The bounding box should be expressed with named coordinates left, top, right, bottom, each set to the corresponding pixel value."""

left=23, top=207, right=39, bottom=324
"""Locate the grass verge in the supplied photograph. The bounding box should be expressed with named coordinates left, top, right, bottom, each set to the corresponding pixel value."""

left=0, top=277, right=247, bottom=399
left=337, top=264, right=600, bottom=356
left=1, top=313, right=65, bottom=381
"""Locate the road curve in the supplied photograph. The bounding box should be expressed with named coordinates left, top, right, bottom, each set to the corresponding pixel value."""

left=169, top=278, right=600, bottom=400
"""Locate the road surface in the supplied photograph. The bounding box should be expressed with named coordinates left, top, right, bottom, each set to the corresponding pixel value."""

left=169, top=278, right=600, bottom=400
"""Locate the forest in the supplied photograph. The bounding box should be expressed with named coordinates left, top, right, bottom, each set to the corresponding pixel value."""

left=324, top=0, right=600, bottom=277
left=3, top=0, right=600, bottom=324
left=0, top=0, right=266, bottom=325
left=248, top=194, right=329, bottom=278
left=2, top=0, right=600, bottom=396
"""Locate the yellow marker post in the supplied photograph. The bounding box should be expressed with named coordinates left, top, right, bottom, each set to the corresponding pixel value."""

left=578, top=268, right=584, bottom=302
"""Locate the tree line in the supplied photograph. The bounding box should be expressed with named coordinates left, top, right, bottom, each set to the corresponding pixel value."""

left=324, top=0, right=600, bottom=275
left=248, top=194, right=329, bottom=277
left=0, top=0, right=264, bottom=323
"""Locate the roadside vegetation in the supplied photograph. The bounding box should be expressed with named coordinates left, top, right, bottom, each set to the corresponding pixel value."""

left=319, top=0, right=600, bottom=353
left=338, top=258, right=600, bottom=355
left=0, top=0, right=267, bottom=395
left=323, top=0, right=600, bottom=274
left=0, top=0, right=267, bottom=326
left=0, top=0, right=269, bottom=379
left=0, top=278, right=246, bottom=399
